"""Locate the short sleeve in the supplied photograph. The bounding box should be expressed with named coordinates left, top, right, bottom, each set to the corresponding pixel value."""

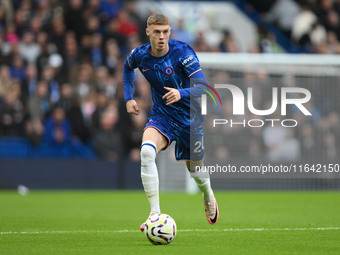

left=126, top=48, right=138, bottom=69
left=179, top=45, right=202, bottom=78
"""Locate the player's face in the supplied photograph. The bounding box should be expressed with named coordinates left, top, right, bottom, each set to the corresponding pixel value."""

left=146, top=24, right=171, bottom=57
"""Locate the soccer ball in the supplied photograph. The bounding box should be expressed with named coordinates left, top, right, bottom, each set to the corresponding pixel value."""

left=144, top=213, right=177, bottom=245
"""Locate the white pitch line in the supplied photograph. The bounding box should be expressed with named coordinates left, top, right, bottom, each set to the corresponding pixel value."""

left=179, top=227, right=340, bottom=232
left=0, top=227, right=340, bottom=235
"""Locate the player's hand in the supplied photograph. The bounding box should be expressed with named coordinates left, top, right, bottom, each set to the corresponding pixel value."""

left=162, top=87, right=181, bottom=105
left=126, top=100, right=140, bottom=115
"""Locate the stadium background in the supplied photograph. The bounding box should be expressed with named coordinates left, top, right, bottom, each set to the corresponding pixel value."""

left=0, top=0, right=339, bottom=190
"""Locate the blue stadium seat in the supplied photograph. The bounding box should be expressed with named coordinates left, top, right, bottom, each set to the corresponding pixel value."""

left=0, top=137, right=95, bottom=159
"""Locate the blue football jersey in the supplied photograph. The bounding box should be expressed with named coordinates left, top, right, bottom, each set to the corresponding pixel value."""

left=124, top=39, right=203, bottom=127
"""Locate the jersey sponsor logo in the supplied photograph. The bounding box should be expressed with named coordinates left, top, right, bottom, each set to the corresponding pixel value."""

left=182, top=55, right=194, bottom=65
left=182, top=55, right=197, bottom=68
left=164, top=66, right=174, bottom=76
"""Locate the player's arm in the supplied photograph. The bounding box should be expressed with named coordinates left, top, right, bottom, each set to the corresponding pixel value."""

left=177, top=48, right=211, bottom=100
left=123, top=56, right=140, bottom=115
left=162, top=71, right=209, bottom=105
left=177, top=70, right=210, bottom=98
left=163, top=47, right=209, bottom=105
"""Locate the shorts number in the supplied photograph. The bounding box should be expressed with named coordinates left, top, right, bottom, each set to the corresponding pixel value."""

left=194, top=138, right=204, bottom=153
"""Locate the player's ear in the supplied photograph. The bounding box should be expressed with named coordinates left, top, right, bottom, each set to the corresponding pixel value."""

left=146, top=27, right=150, bottom=36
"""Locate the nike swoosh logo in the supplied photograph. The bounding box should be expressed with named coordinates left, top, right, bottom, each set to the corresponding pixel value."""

left=157, top=230, right=170, bottom=235
left=142, top=68, right=151, bottom=72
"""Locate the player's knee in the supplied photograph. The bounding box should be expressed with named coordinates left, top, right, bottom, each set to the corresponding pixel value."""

left=141, top=141, right=157, bottom=164
left=186, top=160, right=204, bottom=172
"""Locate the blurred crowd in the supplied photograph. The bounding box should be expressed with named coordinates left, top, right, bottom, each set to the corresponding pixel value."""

left=0, top=0, right=146, bottom=161
left=249, top=0, right=340, bottom=53
left=0, top=0, right=339, bottom=162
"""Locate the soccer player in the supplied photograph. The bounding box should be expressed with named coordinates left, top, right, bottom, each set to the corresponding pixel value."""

left=123, top=13, right=219, bottom=229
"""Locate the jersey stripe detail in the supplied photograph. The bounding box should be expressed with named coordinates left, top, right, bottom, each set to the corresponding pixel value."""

left=188, top=69, right=202, bottom=78
left=127, top=58, right=132, bottom=68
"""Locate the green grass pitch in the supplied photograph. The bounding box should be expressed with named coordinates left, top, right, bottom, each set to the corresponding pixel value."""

left=0, top=191, right=340, bottom=255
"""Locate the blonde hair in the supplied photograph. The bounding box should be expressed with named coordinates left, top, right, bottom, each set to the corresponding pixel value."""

left=147, top=13, right=170, bottom=27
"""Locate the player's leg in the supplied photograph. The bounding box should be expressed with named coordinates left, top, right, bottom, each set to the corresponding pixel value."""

left=140, top=127, right=168, bottom=231
left=141, top=127, right=168, bottom=213
left=186, top=160, right=213, bottom=200
left=182, top=124, right=219, bottom=224
left=186, top=160, right=219, bottom=224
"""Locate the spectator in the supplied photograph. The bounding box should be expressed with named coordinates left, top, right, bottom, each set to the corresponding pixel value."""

left=299, top=123, right=319, bottom=160
left=263, top=120, right=301, bottom=162
left=116, top=9, right=138, bottom=37
left=43, top=106, right=71, bottom=144
left=125, top=0, right=148, bottom=44
left=84, top=0, right=102, bottom=20
left=72, top=63, right=97, bottom=101
left=0, top=0, right=14, bottom=28
left=34, top=0, right=52, bottom=28
left=25, top=117, right=44, bottom=146
left=64, top=0, right=86, bottom=41
left=90, top=33, right=104, bottom=67
left=91, top=92, right=109, bottom=131
left=41, top=65, right=60, bottom=104
left=5, top=23, right=19, bottom=45
left=18, top=30, right=41, bottom=64
left=96, top=65, right=117, bottom=98
left=0, top=65, right=11, bottom=99
left=51, top=14, right=66, bottom=56
left=324, top=10, right=340, bottom=40
left=104, top=39, right=120, bottom=74
left=259, top=31, right=284, bottom=53
left=27, top=80, right=51, bottom=123
left=10, top=55, right=26, bottom=80
left=67, top=96, right=91, bottom=144
left=193, top=31, right=212, bottom=52
left=219, top=30, right=238, bottom=53
left=55, top=83, right=74, bottom=112
left=0, top=81, right=25, bottom=136
left=29, top=16, right=43, bottom=38
left=13, top=8, right=29, bottom=38
left=125, top=110, right=147, bottom=161
left=62, top=31, right=80, bottom=80
left=80, top=93, right=96, bottom=129
left=0, top=35, right=12, bottom=66
left=21, top=64, right=38, bottom=104
left=85, top=15, right=101, bottom=35
left=324, top=31, right=339, bottom=54
left=93, top=105, right=123, bottom=161
left=319, top=0, right=334, bottom=26
left=104, top=19, right=127, bottom=52
left=100, top=0, right=122, bottom=20
left=265, top=0, right=300, bottom=39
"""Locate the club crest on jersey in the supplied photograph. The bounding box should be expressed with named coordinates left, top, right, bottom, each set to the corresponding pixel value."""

left=164, top=66, right=174, bottom=76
